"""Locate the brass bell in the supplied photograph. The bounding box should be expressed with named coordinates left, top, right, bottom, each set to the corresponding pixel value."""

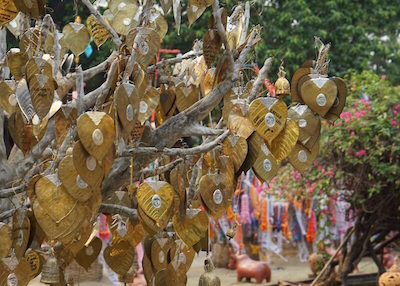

left=275, top=61, right=290, bottom=97
left=226, top=221, right=238, bottom=240
left=198, top=257, right=221, bottom=286
left=40, top=251, right=60, bottom=284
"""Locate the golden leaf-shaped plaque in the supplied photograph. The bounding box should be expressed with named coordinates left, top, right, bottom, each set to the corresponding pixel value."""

left=138, top=86, right=160, bottom=124
left=72, top=140, right=104, bottom=189
left=13, top=0, right=44, bottom=19
left=150, top=237, right=173, bottom=271
left=110, top=4, right=138, bottom=36
left=86, top=15, right=110, bottom=48
left=14, top=256, right=34, bottom=286
left=75, top=237, right=102, bottom=270
left=8, top=111, right=38, bottom=154
left=200, top=68, right=215, bottom=96
left=199, top=173, right=230, bottom=219
left=300, top=76, right=337, bottom=117
left=114, top=83, right=140, bottom=135
left=29, top=73, right=55, bottom=119
left=289, top=104, right=321, bottom=151
left=175, top=83, right=198, bottom=112
left=62, top=22, right=91, bottom=56
left=20, top=27, right=55, bottom=57
left=58, top=155, right=93, bottom=202
left=35, top=174, right=77, bottom=222
left=88, top=189, right=102, bottom=219
left=160, top=0, right=172, bottom=14
left=77, top=111, right=115, bottom=161
left=33, top=199, right=86, bottom=244
left=267, top=119, right=299, bottom=162
left=137, top=181, right=174, bottom=223
left=222, top=135, right=248, bottom=172
left=170, top=239, right=195, bottom=272
left=155, top=85, right=176, bottom=124
left=173, top=209, right=208, bottom=247
left=249, top=97, right=288, bottom=143
left=7, top=49, right=28, bottom=80
left=187, top=0, right=212, bottom=26
left=238, top=132, right=261, bottom=174
left=103, top=144, right=115, bottom=177
left=324, top=77, right=347, bottom=122
left=288, top=141, right=319, bottom=173
left=104, top=240, right=135, bottom=275
left=139, top=207, right=166, bottom=235
left=25, top=249, right=43, bottom=279
left=0, top=80, right=17, bottom=115
left=203, top=29, right=221, bottom=67
left=290, top=66, right=312, bottom=102
left=11, top=211, right=30, bottom=259
left=108, top=0, right=137, bottom=14
left=252, top=140, right=279, bottom=183
left=147, top=8, right=168, bottom=41
left=228, top=103, right=254, bottom=139
left=0, top=223, right=12, bottom=258
left=127, top=27, right=160, bottom=68
left=143, top=252, right=155, bottom=284
left=25, top=57, right=53, bottom=83
left=0, top=0, right=17, bottom=26
left=227, top=9, right=244, bottom=50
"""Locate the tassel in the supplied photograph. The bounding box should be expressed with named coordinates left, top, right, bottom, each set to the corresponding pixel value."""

left=98, top=214, right=110, bottom=240
left=240, top=193, right=251, bottom=224
left=306, top=211, right=316, bottom=243
left=281, top=205, right=291, bottom=240
left=260, top=198, right=268, bottom=232
left=227, top=205, right=234, bottom=221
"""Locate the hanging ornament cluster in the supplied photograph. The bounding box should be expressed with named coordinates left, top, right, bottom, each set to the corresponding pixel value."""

left=0, top=0, right=347, bottom=284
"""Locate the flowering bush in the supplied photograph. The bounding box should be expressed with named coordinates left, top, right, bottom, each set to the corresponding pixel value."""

left=266, top=71, right=400, bottom=254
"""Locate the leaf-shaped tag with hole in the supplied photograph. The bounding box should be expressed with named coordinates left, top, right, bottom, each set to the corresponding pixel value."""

left=187, top=0, right=213, bottom=26
left=62, top=23, right=91, bottom=56
left=138, top=86, right=160, bottom=124
left=0, top=0, right=18, bottom=26
left=86, top=15, right=110, bottom=48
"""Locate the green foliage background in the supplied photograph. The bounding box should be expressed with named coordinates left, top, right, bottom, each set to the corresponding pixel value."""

left=7, top=0, right=400, bottom=86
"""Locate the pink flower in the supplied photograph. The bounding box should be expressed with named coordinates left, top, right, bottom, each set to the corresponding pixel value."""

left=351, top=131, right=355, bottom=136
left=355, top=150, right=367, bottom=157
left=392, top=120, right=398, bottom=126
left=394, top=110, right=398, bottom=115
left=395, top=104, right=400, bottom=110
left=367, top=106, right=371, bottom=110
left=381, top=75, right=386, bottom=80
left=337, top=121, right=343, bottom=126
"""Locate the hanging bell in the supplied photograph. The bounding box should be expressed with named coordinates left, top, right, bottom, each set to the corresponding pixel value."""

left=198, top=258, right=221, bottom=286
left=226, top=221, right=238, bottom=240
left=40, top=251, right=60, bottom=284
left=274, top=61, right=290, bottom=97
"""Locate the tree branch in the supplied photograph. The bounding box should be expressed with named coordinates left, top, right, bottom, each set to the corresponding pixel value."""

left=12, top=117, right=55, bottom=182
left=147, top=51, right=203, bottom=73
left=99, top=203, right=138, bottom=222
left=138, top=158, right=184, bottom=180
left=0, top=109, right=12, bottom=188
left=57, top=51, right=118, bottom=98
left=212, top=0, right=230, bottom=53
left=0, top=184, right=24, bottom=199
left=81, top=0, right=122, bottom=48
left=120, top=130, right=228, bottom=157
left=248, top=57, right=273, bottom=102
left=0, top=208, right=16, bottom=221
